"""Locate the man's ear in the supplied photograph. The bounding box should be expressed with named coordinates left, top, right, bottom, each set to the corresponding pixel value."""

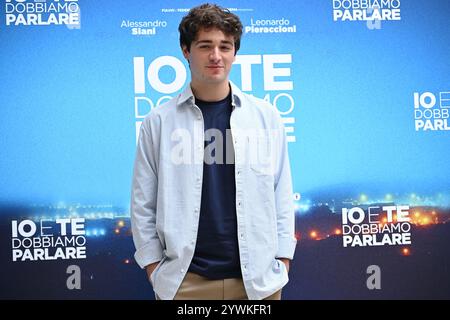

left=182, top=45, right=190, bottom=60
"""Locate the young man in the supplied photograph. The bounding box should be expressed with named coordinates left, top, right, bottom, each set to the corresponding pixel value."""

left=130, top=3, right=296, bottom=300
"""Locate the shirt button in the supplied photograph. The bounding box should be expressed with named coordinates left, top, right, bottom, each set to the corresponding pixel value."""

left=180, top=269, right=184, bottom=273
left=237, top=170, right=241, bottom=176
left=243, top=265, right=247, bottom=270
left=197, top=177, right=201, bottom=183
left=240, top=233, right=244, bottom=239
left=191, top=239, right=195, bottom=245
left=238, top=201, right=241, bottom=207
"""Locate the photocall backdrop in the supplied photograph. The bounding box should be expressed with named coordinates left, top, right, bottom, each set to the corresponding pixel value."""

left=1, top=0, right=449, bottom=299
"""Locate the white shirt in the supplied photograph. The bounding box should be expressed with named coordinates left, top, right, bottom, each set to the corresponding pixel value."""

left=130, top=81, right=297, bottom=300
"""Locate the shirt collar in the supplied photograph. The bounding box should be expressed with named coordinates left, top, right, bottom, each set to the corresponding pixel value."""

left=177, top=81, right=243, bottom=108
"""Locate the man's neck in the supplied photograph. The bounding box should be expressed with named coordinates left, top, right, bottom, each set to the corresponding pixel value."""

left=190, top=81, right=230, bottom=102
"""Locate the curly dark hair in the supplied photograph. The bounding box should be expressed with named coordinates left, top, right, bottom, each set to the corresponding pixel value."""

left=178, top=3, right=243, bottom=54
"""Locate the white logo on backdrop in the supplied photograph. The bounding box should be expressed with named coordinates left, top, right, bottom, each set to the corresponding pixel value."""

left=414, top=91, right=450, bottom=131
left=133, top=54, right=297, bottom=143
left=5, top=0, right=80, bottom=27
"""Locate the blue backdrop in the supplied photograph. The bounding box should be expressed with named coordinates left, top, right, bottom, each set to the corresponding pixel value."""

left=1, top=0, right=449, bottom=299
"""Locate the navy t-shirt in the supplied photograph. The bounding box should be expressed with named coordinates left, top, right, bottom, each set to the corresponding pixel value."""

left=188, top=93, right=242, bottom=279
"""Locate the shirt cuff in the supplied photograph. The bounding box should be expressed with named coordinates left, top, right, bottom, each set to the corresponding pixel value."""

left=276, top=236, right=297, bottom=260
left=134, top=239, right=164, bottom=269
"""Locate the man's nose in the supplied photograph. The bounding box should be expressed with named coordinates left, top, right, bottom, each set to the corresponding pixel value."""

left=209, top=47, right=221, bottom=61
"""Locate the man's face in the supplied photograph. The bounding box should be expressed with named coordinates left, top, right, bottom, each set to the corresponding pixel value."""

left=182, top=28, right=236, bottom=87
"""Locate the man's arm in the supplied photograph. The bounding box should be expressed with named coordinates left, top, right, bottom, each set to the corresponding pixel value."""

left=272, top=110, right=297, bottom=263
left=130, top=115, right=164, bottom=271
left=145, top=262, right=160, bottom=280
left=279, top=258, right=290, bottom=273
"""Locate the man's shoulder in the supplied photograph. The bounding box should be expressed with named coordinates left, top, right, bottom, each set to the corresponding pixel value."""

left=239, top=91, right=280, bottom=119
left=241, top=92, right=272, bottom=108
left=142, top=94, right=181, bottom=124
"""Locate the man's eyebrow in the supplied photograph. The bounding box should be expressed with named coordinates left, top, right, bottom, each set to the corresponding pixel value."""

left=194, top=40, right=234, bottom=45
left=195, top=40, right=213, bottom=44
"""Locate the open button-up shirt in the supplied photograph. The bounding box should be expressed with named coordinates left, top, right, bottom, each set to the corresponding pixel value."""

left=131, top=81, right=297, bottom=300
